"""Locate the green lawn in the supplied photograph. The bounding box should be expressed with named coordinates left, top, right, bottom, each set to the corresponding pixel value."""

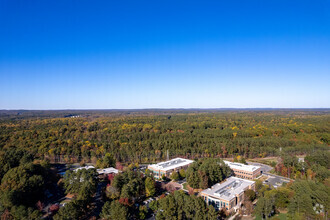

left=254, top=213, right=287, bottom=220
left=272, top=213, right=287, bottom=220
left=182, top=183, right=189, bottom=190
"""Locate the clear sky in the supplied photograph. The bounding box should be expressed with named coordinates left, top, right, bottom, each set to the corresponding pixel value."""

left=0, top=0, right=329, bottom=109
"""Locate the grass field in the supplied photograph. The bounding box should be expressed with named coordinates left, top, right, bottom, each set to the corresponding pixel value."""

left=248, top=157, right=278, bottom=167
left=255, top=213, right=287, bottom=220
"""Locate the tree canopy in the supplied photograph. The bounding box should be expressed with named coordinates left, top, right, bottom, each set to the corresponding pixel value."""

left=186, top=158, right=231, bottom=189
left=100, top=200, right=128, bottom=220
left=153, top=190, right=217, bottom=220
left=0, top=163, right=47, bottom=208
left=1, top=110, right=328, bottom=165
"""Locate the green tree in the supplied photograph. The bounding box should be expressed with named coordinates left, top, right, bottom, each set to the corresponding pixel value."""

left=120, top=184, right=133, bottom=199
left=100, top=201, right=111, bottom=219
left=155, top=190, right=213, bottom=220
left=96, top=153, right=116, bottom=169
left=0, top=163, right=46, bottom=208
left=112, top=174, right=125, bottom=192
left=0, top=148, right=33, bottom=181
left=305, top=151, right=330, bottom=169
left=244, top=189, right=256, bottom=202
left=288, top=180, right=329, bottom=218
left=312, top=164, right=330, bottom=181
left=170, top=171, right=180, bottom=181
left=63, top=168, right=98, bottom=195
left=139, top=205, right=147, bottom=220
left=274, top=187, right=292, bottom=209
left=145, top=177, right=156, bottom=197
left=255, top=179, right=264, bottom=193
left=53, top=200, right=84, bottom=220
left=179, top=169, right=186, bottom=178
left=103, top=153, right=116, bottom=168
left=187, top=171, right=200, bottom=189
left=239, top=157, right=247, bottom=164
left=254, top=196, right=274, bottom=219
left=100, top=201, right=128, bottom=220
left=254, top=190, right=276, bottom=219
left=77, top=181, right=96, bottom=204
left=186, top=159, right=231, bottom=189
left=149, top=200, right=158, bottom=211
left=207, top=205, right=217, bottom=220
left=10, top=205, right=42, bottom=220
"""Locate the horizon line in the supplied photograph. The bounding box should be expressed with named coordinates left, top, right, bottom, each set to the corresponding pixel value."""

left=1, top=107, right=330, bottom=111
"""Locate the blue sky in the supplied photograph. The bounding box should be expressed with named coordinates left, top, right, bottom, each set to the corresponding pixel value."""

left=0, top=0, right=329, bottom=109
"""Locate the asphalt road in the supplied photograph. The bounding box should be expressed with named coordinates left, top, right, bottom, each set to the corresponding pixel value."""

left=247, top=162, right=273, bottom=173
left=264, top=172, right=292, bottom=181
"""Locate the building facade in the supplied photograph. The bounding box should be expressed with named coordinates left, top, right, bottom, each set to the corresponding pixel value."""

left=148, top=157, right=194, bottom=179
left=224, top=161, right=261, bottom=180
left=200, top=177, right=255, bottom=212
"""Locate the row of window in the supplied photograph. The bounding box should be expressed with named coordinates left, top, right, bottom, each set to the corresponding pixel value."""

left=235, top=170, right=252, bottom=176
left=236, top=174, right=253, bottom=179
left=203, top=197, right=229, bottom=210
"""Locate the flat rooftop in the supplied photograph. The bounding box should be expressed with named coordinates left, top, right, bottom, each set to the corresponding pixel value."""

left=201, top=177, right=255, bottom=201
left=74, top=165, right=95, bottom=171
left=97, top=167, right=119, bottom=175
left=224, top=161, right=260, bottom=172
left=148, top=157, right=194, bottom=171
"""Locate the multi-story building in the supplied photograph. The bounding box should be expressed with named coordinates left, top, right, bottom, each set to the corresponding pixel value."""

left=148, top=157, right=194, bottom=179
left=200, top=177, right=255, bottom=212
left=224, top=161, right=261, bottom=180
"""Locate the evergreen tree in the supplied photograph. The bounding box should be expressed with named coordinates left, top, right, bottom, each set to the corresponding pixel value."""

left=145, top=177, right=156, bottom=197
left=207, top=205, right=217, bottom=220
left=170, top=171, right=180, bottom=181
left=53, top=200, right=84, bottom=220
left=100, top=200, right=128, bottom=220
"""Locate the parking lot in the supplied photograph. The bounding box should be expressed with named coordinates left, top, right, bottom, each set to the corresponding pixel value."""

left=262, top=174, right=291, bottom=188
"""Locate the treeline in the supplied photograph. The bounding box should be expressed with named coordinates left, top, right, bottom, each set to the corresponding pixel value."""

left=150, top=190, right=218, bottom=220
left=0, top=111, right=329, bottom=164
left=254, top=150, right=330, bottom=219
left=0, top=148, right=58, bottom=219
left=276, top=151, right=330, bottom=182
left=254, top=176, right=330, bottom=219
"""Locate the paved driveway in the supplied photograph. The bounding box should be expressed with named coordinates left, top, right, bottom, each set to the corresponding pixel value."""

left=247, top=162, right=273, bottom=173
left=263, top=174, right=291, bottom=188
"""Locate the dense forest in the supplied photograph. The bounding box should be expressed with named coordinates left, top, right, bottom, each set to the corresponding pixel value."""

left=0, top=110, right=329, bottom=164
left=0, top=110, right=329, bottom=219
